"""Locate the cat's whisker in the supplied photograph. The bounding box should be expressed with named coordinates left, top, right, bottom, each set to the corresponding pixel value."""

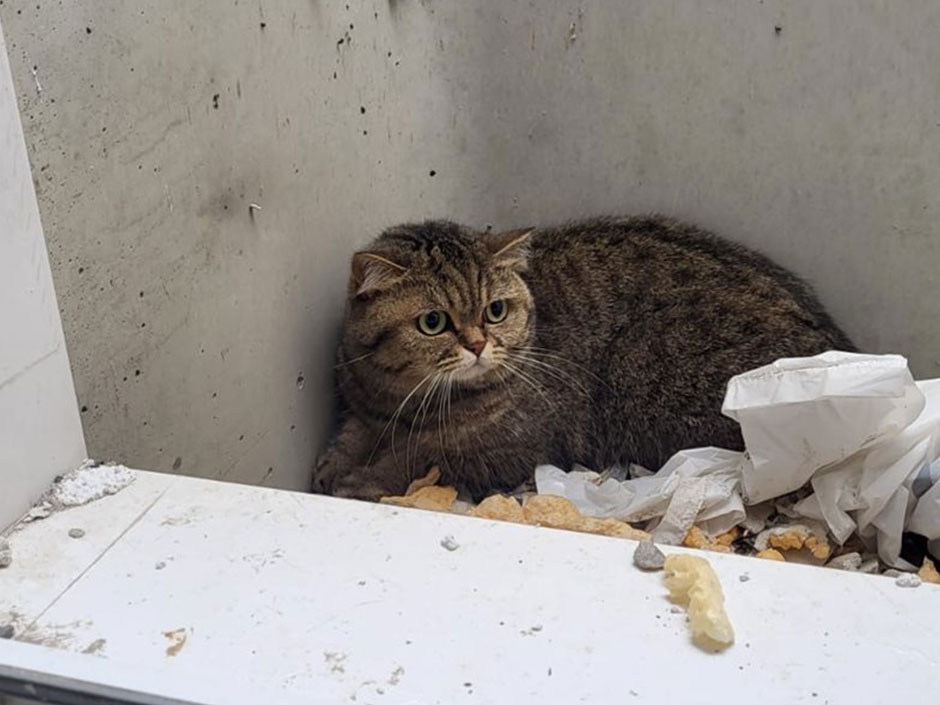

left=516, top=346, right=610, bottom=389
left=334, top=351, right=373, bottom=369
left=500, top=361, right=555, bottom=408
left=507, top=352, right=592, bottom=397
left=366, top=373, right=434, bottom=468
left=406, top=373, right=441, bottom=475
left=436, top=370, right=454, bottom=471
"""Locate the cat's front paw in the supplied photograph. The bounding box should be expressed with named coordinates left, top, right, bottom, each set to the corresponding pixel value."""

left=311, top=452, right=337, bottom=495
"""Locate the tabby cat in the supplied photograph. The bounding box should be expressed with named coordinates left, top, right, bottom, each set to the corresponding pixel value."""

left=312, top=216, right=854, bottom=501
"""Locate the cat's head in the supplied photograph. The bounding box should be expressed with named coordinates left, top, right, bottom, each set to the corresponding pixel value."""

left=341, top=221, right=535, bottom=394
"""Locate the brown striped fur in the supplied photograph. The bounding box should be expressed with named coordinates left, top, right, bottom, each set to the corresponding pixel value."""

left=312, top=216, right=854, bottom=500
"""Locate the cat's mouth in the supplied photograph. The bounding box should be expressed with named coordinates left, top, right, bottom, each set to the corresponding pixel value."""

left=449, top=344, right=497, bottom=382
left=452, top=360, right=494, bottom=382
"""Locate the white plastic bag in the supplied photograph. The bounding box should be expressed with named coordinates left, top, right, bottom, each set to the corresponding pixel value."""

left=536, top=352, right=940, bottom=565
left=722, top=352, right=925, bottom=505
left=535, top=447, right=745, bottom=544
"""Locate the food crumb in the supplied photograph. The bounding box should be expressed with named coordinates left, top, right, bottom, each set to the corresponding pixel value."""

left=756, top=548, right=785, bottom=562
left=918, top=558, right=940, bottom=584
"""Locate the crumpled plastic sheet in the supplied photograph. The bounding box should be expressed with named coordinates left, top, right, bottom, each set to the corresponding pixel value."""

left=536, top=448, right=745, bottom=545
left=535, top=352, right=940, bottom=569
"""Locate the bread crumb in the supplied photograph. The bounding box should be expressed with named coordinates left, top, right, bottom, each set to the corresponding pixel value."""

left=469, top=494, right=526, bottom=523
left=404, top=467, right=441, bottom=496
left=755, top=524, right=831, bottom=561
left=521, top=495, right=651, bottom=540
left=578, top=516, right=650, bottom=541
left=683, top=526, right=732, bottom=554
left=918, top=558, right=940, bottom=585
left=522, top=495, right=583, bottom=528
left=756, top=548, right=786, bottom=562
left=380, top=485, right=457, bottom=512
left=713, top=527, right=740, bottom=546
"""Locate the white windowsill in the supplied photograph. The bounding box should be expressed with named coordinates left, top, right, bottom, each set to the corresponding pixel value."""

left=1, top=468, right=938, bottom=704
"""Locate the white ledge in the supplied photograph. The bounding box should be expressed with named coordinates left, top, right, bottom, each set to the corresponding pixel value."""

left=1, top=468, right=938, bottom=704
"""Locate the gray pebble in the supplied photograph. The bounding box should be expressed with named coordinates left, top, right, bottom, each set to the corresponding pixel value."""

left=440, top=535, right=459, bottom=551
left=68, top=528, right=85, bottom=539
left=633, top=540, right=666, bottom=571
left=0, top=539, right=12, bottom=569
left=0, top=624, right=14, bottom=639
left=739, top=573, right=750, bottom=583
left=155, top=561, right=167, bottom=570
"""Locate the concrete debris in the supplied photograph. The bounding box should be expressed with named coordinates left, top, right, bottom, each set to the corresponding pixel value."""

left=633, top=540, right=666, bottom=570
left=23, top=503, right=52, bottom=522
left=68, top=528, right=86, bottom=539
left=440, top=535, right=459, bottom=551
left=827, top=552, right=862, bottom=571
left=49, top=461, right=135, bottom=507
left=0, top=624, right=14, bottom=639
left=895, top=573, right=922, bottom=588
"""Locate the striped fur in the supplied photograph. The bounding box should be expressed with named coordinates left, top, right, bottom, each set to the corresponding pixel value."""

left=312, top=216, right=854, bottom=501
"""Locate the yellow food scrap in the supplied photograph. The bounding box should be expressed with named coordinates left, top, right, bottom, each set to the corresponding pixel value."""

left=404, top=466, right=441, bottom=496
left=380, top=485, right=457, bottom=512
left=758, top=525, right=831, bottom=561
left=469, top=494, right=651, bottom=540
left=919, top=558, right=940, bottom=585
left=756, top=548, right=785, bottom=562
left=522, top=495, right=584, bottom=528
left=663, top=554, right=734, bottom=652
left=714, top=527, right=740, bottom=546
left=802, top=535, right=831, bottom=561
left=683, top=526, right=733, bottom=554
left=469, top=494, right=526, bottom=523
left=578, top=517, right=651, bottom=541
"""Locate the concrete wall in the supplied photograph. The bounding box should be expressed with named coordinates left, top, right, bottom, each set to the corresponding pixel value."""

left=0, top=0, right=937, bottom=489
left=0, top=17, right=86, bottom=530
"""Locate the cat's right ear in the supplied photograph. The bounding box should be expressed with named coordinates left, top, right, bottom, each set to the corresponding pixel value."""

left=350, top=252, right=409, bottom=298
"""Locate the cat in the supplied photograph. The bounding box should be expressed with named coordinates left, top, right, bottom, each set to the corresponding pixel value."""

left=312, top=216, right=855, bottom=501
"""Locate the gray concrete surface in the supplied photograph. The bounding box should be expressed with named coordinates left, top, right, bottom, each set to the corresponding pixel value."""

left=1, top=0, right=937, bottom=489
left=0, top=18, right=85, bottom=529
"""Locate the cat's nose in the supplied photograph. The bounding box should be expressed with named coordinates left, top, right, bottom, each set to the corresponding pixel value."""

left=464, top=340, right=486, bottom=357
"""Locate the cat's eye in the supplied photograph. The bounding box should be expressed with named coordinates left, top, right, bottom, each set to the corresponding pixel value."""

left=485, top=299, right=508, bottom=324
left=417, top=310, right=448, bottom=336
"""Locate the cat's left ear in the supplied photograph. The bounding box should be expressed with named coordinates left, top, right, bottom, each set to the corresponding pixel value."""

left=486, top=228, right=534, bottom=272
